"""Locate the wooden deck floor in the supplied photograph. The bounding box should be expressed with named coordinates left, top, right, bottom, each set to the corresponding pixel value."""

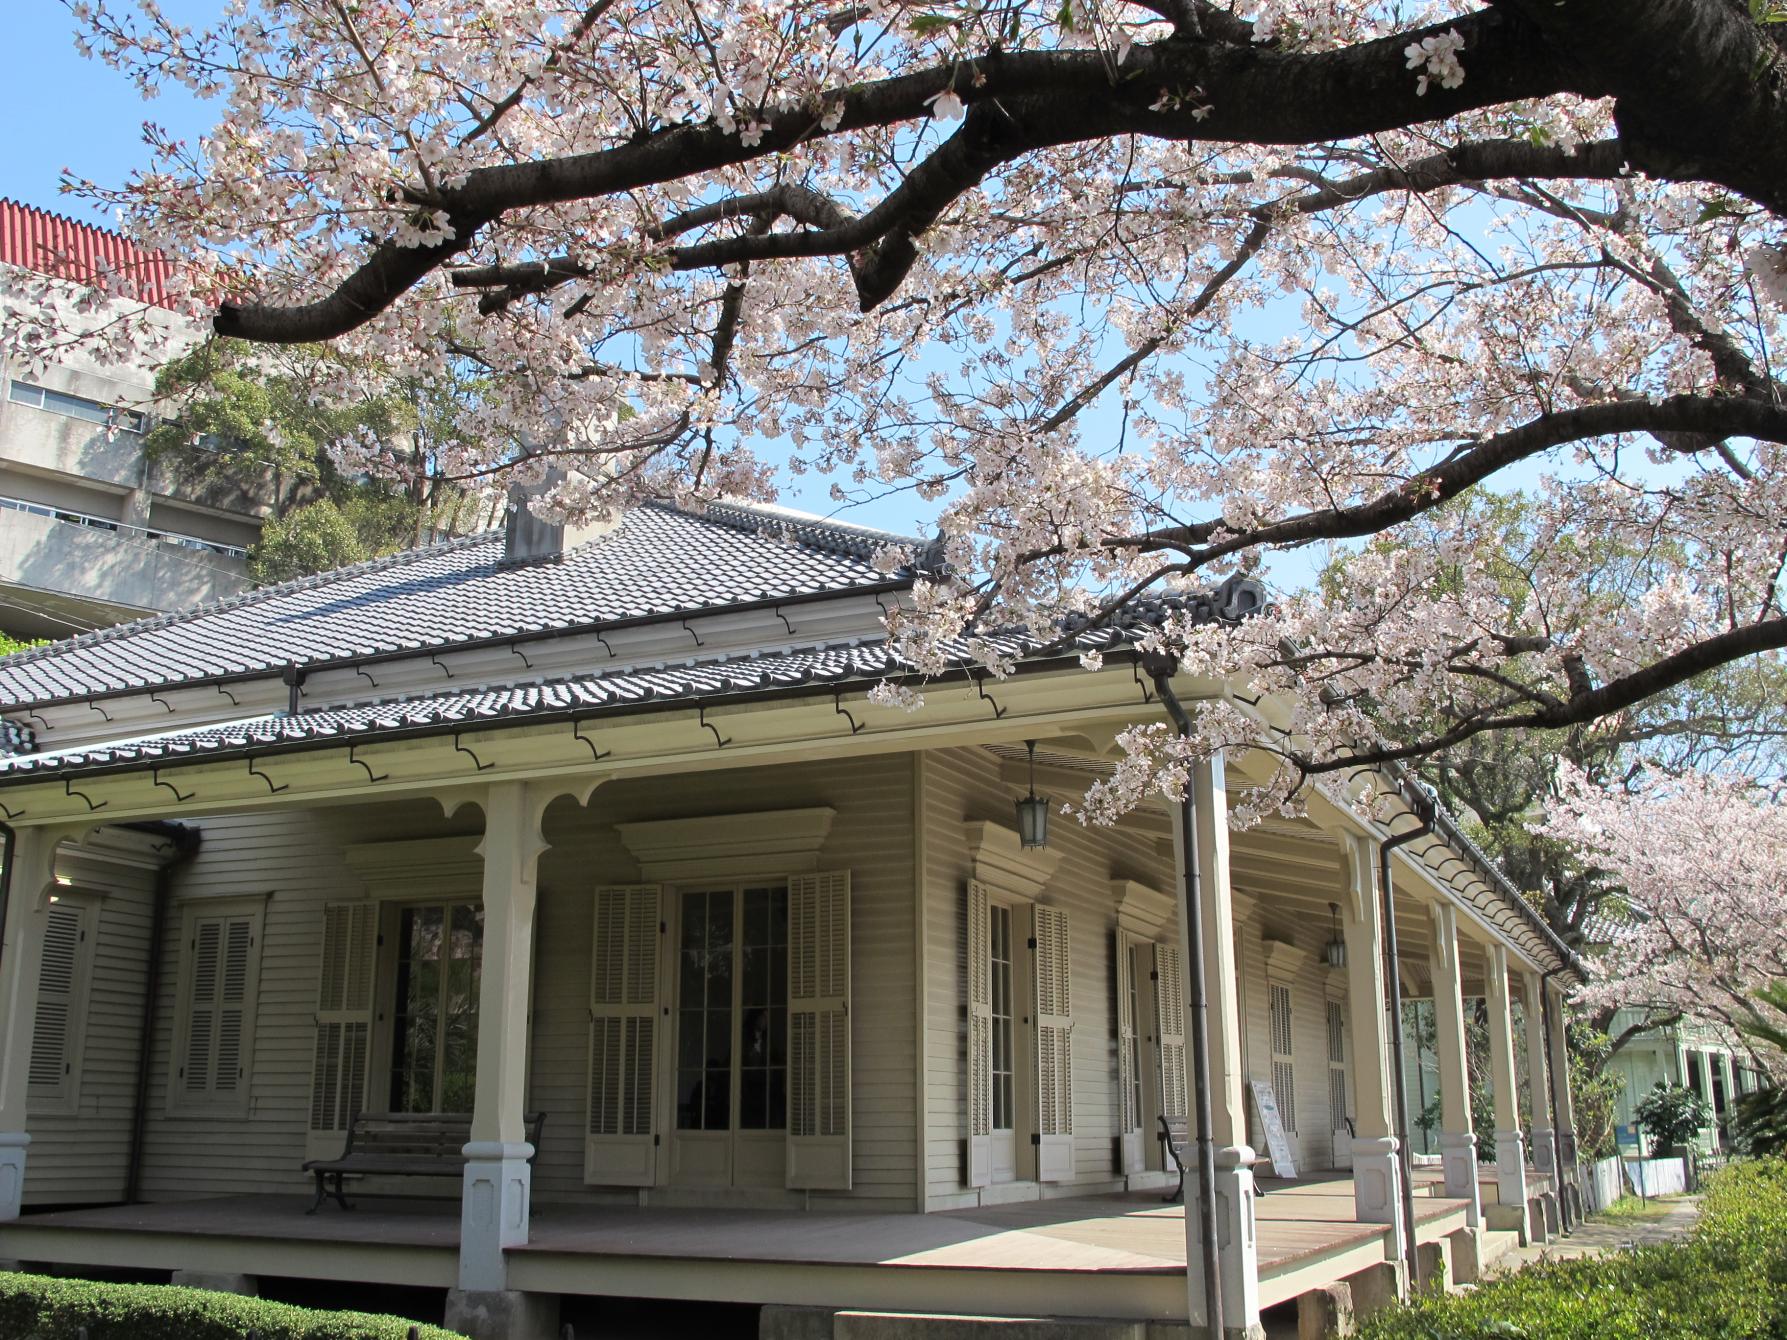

left=0, top=1176, right=1472, bottom=1320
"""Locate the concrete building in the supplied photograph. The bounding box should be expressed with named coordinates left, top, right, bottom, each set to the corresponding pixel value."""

left=0, top=199, right=270, bottom=640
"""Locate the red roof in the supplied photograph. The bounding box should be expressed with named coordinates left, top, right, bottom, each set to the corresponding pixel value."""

left=0, top=198, right=177, bottom=310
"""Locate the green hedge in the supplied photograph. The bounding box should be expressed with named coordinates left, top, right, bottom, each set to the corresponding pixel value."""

left=1355, top=1157, right=1787, bottom=1340
left=0, top=1272, right=465, bottom=1340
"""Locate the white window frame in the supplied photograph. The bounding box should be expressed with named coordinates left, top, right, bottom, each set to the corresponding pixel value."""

left=167, top=895, right=268, bottom=1118
left=29, top=888, right=100, bottom=1117
left=373, top=895, right=486, bottom=1116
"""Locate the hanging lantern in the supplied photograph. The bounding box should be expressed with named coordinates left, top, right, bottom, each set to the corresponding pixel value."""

left=1324, top=901, right=1347, bottom=968
left=1015, top=739, right=1050, bottom=849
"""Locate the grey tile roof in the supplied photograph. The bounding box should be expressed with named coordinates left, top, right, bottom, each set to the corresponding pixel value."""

left=0, top=627, right=1132, bottom=782
left=0, top=503, right=922, bottom=708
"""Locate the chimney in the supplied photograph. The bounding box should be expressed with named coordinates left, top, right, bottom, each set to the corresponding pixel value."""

left=500, top=464, right=616, bottom=566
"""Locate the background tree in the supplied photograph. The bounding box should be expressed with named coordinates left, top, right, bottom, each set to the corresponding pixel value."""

left=26, top=0, right=1787, bottom=819
left=1634, top=1083, right=1712, bottom=1156
left=145, top=340, right=499, bottom=581
left=1733, top=982, right=1787, bottom=1157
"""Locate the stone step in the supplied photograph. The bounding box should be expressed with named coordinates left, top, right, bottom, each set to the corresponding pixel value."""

left=833, top=1314, right=1149, bottom=1340
left=1477, top=1228, right=1522, bottom=1270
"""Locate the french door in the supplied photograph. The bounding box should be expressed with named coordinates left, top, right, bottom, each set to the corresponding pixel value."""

left=670, top=883, right=790, bottom=1187
left=989, top=901, right=1020, bottom=1182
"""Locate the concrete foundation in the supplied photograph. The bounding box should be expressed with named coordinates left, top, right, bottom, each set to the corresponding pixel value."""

left=834, top=1314, right=1144, bottom=1340
left=444, top=1288, right=559, bottom=1340
left=1447, top=1226, right=1482, bottom=1284
left=169, top=1271, right=258, bottom=1295
left=1413, top=1237, right=1452, bottom=1293
left=1345, top=1262, right=1404, bottom=1319
left=761, top=1304, right=839, bottom=1340
left=1295, top=1282, right=1355, bottom=1339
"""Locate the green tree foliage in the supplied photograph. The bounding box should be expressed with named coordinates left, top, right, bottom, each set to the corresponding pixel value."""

left=0, top=635, right=46, bottom=659
left=1734, top=981, right=1787, bottom=1156
left=146, top=339, right=496, bottom=583
left=1567, top=1026, right=1627, bottom=1160
left=1635, top=1083, right=1712, bottom=1152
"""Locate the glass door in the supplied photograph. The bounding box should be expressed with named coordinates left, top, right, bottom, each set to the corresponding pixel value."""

left=671, top=883, right=789, bottom=1188
left=387, top=901, right=483, bottom=1114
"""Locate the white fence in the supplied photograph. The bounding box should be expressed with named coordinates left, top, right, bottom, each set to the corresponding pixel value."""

left=1578, top=1153, right=1688, bottom=1213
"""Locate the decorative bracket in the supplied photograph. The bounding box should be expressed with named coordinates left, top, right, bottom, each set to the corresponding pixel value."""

left=509, top=641, right=533, bottom=670
left=430, top=653, right=455, bottom=679
left=247, top=757, right=289, bottom=794
left=87, top=700, right=113, bottom=723
left=833, top=691, right=864, bottom=736
left=698, top=704, right=731, bottom=748
left=595, top=631, right=616, bottom=658
left=347, top=744, right=388, bottom=784
left=454, top=734, right=495, bottom=773
left=148, top=693, right=176, bottom=714
left=1132, top=661, right=1154, bottom=705
left=774, top=605, right=795, bottom=636
left=975, top=675, right=1007, bottom=720
left=63, top=778, right=107, bottom=812
left=152, top=767, right=194, bottom=803
left=571, top=720, right=611, bottom=761
left=215, top=684, right=240, bottom=708
left=24, top=710, right=50, bottom=731
left=0, top=800, right=24, bottom=821
left=681, top=619, right=704, bottom=648
left=355, top=666, right=380, bottom=689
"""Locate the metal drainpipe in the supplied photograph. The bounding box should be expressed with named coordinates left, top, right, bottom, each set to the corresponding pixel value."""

left=123, top=822, right=201, bottom=1204
left=1144, top=658, right=1224, bottom=1340
left=1539, top=967, right=1571, bottom=1230
left=1380, top=804, right=1433, bottom=1291
left=0, top=822, right=14, bottom=1004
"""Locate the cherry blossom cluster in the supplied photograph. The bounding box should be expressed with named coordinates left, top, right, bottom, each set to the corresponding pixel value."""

left=18, top=0, right=1787, bottom=832
left=1541, top=764, right=1787, bottom=1073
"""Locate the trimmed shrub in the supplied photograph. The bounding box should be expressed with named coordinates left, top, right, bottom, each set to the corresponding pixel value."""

left=0, top=1272, right=465, bottom=1340
left=1355, top=1157, right=1787, bottom=1340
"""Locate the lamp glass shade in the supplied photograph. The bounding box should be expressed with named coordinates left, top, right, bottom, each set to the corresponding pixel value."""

left=1324, top=939, right=1347, bottom=969
left=1015, top=793, right=1050, bottom=849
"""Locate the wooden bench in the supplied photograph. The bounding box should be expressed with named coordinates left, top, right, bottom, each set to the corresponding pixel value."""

left=302, top=1111, right=545, bottom=1213
left=1157, top=1114, right=1275, bottom=1202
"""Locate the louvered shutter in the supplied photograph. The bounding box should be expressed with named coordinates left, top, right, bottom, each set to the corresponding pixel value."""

left=1326, top=997, right=1351, bottom=1166
left=307, top=902, right=376, bottom=1157
left=586, top=885, right=661, bottom=1186
left=1269, top=982, right=1297, bottom=1133
left=29, top=900, right=87, bottom=1111
left=1114, top=933, right=1143, bottom=1175
left=787, top=871, right=851, bottom=1189
left=1032, top=904, right=1073, bottom=1183
left=1154, top=942, right=1187, bottom=1122
left=965, top=880, right=993, bottom=1187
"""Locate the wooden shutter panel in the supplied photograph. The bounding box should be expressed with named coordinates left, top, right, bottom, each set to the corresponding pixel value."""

left=965, top=880, right=992, bottom=1187
left=787, top=871, right=851, bottom=1190
left=29, top=900, right=87, bottom=1108
left=1114, top=933, right=1143, bottom=1175
left=586, top=885, right=660, bottom=1186
left=1154, top=942, right=1187, bottom=1122
left=1033, top=904, right=1073, bottom=1182
left=307, top=902, right=376, bottom=1157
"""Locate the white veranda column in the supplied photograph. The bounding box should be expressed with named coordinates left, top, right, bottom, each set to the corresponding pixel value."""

left=1340, top=832, right=1406, bottom=1263
left=1524, top=974, right=1557, bottom=1178
left=1426, top=902, right=1480, bottom=1227
left=459, top=781, right=551, bottom=1295
left=1170, top=752, right=1262, bottom=1340
left=1547, top=987, right=1576, bottom=1164
left=1484, top=945, right=1527, bottom=1209
left=0, top=824, right=79, bottom=1220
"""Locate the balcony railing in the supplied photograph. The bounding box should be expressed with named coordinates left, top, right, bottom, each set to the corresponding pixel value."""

left=0, top=495, right=249, bottom=561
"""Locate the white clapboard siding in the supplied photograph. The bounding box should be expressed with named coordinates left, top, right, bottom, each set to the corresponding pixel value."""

left=920, top=746, right=1177, bottom=1205
left=787, top=870, right=851, bottom=1189
left=306, top=901, right=377, bottom=1160
left=1032, top=903, right=1073, bottom=1182
left=585, top=884, right=660, bottom=1185
left=23, top=875, right=158, bottom=1208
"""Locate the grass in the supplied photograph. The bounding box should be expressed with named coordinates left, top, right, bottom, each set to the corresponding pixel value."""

left=1594, top=1193, right=1686, bottom=1223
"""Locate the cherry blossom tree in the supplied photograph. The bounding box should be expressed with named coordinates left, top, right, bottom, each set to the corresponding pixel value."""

left=17, top=0, right=1787, bottom=815
left=1542, top=764, right=1787, bottom=1076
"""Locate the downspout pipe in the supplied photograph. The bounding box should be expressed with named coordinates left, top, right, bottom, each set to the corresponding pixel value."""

left=1143, top=657, right=1224, bottom=1340
left=124, top=821, right=200, bottom=1204
left=0, top=822, right=14, bottom=1007
left=1538, top=967, right=1571, bottom=1230
left=1380, top=803, right=1434, bottom=1292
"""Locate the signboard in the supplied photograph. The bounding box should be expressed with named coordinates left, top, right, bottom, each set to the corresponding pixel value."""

left=1248, top=1078, right=1298, bottom=1179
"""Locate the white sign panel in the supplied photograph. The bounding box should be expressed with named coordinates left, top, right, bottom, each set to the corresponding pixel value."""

left=1248, top=1078, right=1298, bottom=1179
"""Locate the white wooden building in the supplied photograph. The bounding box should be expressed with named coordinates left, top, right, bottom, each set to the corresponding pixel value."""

left=0, top=501, right=1582, bottom=1339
